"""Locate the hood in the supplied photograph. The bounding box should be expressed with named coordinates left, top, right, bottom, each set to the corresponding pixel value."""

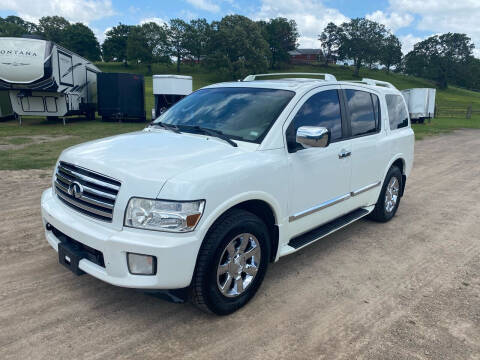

left=60, top=129, right=254, bottom=198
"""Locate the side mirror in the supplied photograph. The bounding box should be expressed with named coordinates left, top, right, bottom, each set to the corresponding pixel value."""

left=296, top=126, right=330, bottom=148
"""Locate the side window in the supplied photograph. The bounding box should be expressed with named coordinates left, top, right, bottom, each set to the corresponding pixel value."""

left=386, top=94, right=409, bottom=130
left=287, top=89, right=343, bottom=150
left=345, top=89, right=378, bottom=136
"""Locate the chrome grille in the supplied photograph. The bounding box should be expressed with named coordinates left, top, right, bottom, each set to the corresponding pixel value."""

left=54, top=161, right=121, bottom=222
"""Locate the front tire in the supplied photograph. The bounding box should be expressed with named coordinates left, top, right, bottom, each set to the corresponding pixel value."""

left=190, top=209, right=271, bottom=315
left=368, top=166, right=402, bottom=222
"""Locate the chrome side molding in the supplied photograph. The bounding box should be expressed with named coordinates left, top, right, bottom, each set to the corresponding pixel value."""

left=350, top=181, right=381, bottom=196
left=289, top=181, right=381, bottom=222
left=289, top=193, right=351, bottom=222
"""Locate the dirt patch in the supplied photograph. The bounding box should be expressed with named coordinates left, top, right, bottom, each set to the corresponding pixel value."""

left=0, top=130, right=479, bottom=359
left=0, top=135, right=73, bottom=151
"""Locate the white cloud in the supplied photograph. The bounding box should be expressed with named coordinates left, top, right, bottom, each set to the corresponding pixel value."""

left=92, top=26, right=109, bottom=44
left=398, top=34, right=423, bottom=54
left=366, top=10, right=413, bottom=31
left=255, top=0, right=349, bottom=48
left=185, top=0, right=220, bottom=13
left=0, top=0, right=115, bottom=24
left=387, top=0, right=480, bottom=56
left=139, top=17, right=167, bottom=26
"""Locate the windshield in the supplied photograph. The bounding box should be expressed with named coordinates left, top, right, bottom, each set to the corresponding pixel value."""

left=153, top=87, right=295, bottom=143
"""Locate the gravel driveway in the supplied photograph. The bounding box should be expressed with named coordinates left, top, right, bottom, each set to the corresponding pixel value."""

left=1, top=130, right=479, bottom=360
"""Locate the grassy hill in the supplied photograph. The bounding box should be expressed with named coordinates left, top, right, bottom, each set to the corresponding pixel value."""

left=0, top=63, right=479, bottom=170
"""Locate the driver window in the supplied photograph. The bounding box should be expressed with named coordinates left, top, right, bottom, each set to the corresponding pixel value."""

left=287, top=89, right=343, bottom=151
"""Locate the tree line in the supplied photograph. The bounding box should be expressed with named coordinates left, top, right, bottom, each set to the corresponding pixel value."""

left=1, top=14, right=479, bottom=89
left=319, top=18, right=479, bottom=89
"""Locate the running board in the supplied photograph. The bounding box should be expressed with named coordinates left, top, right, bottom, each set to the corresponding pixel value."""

left=288, top=208, right=370, bottom=249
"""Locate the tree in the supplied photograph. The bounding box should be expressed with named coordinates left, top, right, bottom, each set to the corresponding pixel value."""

left=141, top=22, right=170, bottom=63
left=404, top=33, right=474, bottom=89
left=380, top=34, right=402, bottom=73
left=102, top=24, right=133, bottom=62
left=183, top=18, right=211, bottom=64
left=259, top=17, right=298, bottom=69
left=337, top=18, right=388, bottom=76
left=319, top=22, right=341, bottom=66
left=168, top=19, right=189, bottom=73
left=127, top=22, right=169, bottom=74
left=0, top=16, right=38, bottom=37
left=38, top=16, right=70, bottom=44
left=63, top=23, right=101, bottom=61
left=205, top=15, right=271, bottom=80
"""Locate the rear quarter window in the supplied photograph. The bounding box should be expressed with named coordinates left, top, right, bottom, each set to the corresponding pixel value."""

left=386, top=94, right=409, bottom=130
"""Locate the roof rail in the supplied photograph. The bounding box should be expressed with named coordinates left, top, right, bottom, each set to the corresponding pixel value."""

left=243, top=73, right=337, bottom=82
left=360, top=78, right=396, bottom=89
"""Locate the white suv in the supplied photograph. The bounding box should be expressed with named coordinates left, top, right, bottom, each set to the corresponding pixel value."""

left=41, top=73, right=414, bottom=315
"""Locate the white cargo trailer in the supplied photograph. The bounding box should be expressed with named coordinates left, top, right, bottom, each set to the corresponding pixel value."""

left=152, top=75, right=192, bottom=119
left=0, top=36, right=100, bottom=120
left=401, top=88, right=436, bottom=123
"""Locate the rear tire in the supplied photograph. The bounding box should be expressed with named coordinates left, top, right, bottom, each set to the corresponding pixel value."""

left=190, top=209, right=271, bottom=315
left=368, top=166, right=402, bottom=222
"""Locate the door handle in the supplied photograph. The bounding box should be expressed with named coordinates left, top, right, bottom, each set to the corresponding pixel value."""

left=338, top=149, right=352, bottom=159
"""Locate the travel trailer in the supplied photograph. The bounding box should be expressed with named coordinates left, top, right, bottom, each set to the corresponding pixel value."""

left=0, top=36, right=100, bottom=120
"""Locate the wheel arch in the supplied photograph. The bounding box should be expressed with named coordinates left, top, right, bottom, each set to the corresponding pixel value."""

left=198, top=194, right=282, bottom=263
left=384, top=155, right=407, bottom=196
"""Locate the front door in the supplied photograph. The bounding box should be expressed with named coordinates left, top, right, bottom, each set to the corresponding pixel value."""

left=285, top=87, right=352, bottom=238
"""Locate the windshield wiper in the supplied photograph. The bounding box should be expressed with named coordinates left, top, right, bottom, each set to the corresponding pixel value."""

left=180, top=126, right=238, bottom=147
left=149, top=122, right=182, bottom=134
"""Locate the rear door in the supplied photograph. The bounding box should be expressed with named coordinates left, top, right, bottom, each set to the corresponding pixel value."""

left=341, top=86, right=387, bottom=209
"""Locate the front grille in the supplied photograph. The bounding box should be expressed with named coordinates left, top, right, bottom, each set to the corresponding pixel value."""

left=54, top=161, right=121, bottom=222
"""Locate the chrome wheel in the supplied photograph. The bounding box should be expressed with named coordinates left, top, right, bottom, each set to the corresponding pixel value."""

left=216, top=233, right=261, bottom=298
left=385, top=177, right=400, bottom=213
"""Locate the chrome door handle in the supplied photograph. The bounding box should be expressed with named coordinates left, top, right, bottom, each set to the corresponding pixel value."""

left=338, top=150, right=351, bottom=159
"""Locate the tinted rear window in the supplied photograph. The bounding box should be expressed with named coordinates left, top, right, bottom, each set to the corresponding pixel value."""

left=345, top=89, right=378, bottom=136
left=386, top=94, right=409, bottom=130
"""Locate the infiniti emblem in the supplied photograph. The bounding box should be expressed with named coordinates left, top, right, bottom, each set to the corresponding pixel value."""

left=68, top=181, right=84, bottom=199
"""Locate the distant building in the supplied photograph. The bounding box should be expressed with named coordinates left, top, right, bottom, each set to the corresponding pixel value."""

left=288, top=49, right=324, bottom=64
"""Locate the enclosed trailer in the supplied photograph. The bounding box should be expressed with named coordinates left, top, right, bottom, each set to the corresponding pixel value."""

left=97, top=73, right=145, bottom=122
left=401, top=88, right=436, bottom=123
left=0, top=36, right=100, bottom=120
left=152, top=75, right=192, bottom=119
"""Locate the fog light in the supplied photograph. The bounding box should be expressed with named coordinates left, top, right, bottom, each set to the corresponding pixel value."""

left=127, top=253, right=157, bottom=275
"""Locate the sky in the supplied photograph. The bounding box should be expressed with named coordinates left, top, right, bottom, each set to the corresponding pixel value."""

left=1, top=0, right=479, bottom=57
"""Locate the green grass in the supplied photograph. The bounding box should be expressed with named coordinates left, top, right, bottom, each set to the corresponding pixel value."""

left=4, top=136, right=33, bottom=145
left=0, top=63, right=479, bottom=170
left=412, top=116, right=480, bottom=140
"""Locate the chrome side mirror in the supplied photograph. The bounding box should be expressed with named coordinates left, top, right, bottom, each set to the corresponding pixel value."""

left=296, top=126, right=330, bottom=148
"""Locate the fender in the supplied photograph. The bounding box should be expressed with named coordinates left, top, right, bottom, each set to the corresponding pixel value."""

left=195, top=191, right=287, bottom=261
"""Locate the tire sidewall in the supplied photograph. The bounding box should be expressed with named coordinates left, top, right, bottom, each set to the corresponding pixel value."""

left=202, top=214, right=271, bottom=315
left=379, top=167, right=402, bottom=221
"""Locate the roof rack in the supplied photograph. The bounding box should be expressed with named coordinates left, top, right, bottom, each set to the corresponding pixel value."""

left=359, top=78, right=396, bottom=89
left=243, top=73, right=337, bottom=82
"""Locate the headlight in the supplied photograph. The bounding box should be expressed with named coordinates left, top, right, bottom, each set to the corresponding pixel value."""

left=124, top=198, right=205, bottom=232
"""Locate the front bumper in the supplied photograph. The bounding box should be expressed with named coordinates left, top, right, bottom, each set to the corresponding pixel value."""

left=41, top=188, right=202, bottom=289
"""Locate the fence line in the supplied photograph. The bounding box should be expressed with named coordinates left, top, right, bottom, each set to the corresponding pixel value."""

left=435, top=104, right=479, bottom=119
